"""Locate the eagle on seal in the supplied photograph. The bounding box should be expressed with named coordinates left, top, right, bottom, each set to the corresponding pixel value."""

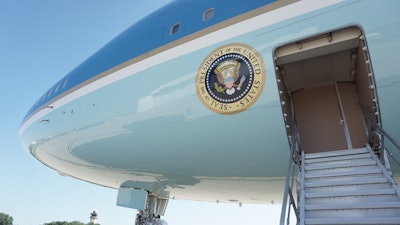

left=213, top=60, right=246, bottom=95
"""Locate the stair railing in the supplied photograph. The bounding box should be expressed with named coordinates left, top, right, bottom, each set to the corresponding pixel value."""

left=366, top=144, right=400, bottom=197
left=364, top=111, right=400, bottom=168
left=364, top=110, right=400, bottom=197
left=280, top=122, right=301, bottom=225
left=375, top=125, right=400, bottom=168
left=299, top=150, right=305, bottom=225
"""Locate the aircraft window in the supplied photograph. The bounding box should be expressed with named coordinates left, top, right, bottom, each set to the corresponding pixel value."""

left=47, top=88, right=53, bottom=98
left=61, top=78, right=68, bottom=89
left=40, top=93, right=46, bottom=102
left=203, top=8, right=214, bottom=21
left=54, top=81, right=62, bottom=93
left=170, top=23, right=180, bottom=35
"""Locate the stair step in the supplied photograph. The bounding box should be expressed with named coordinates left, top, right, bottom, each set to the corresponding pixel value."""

left=305, top=168, right=382, bottom=179
left=305, top=165, right=380, bottom=176
left=306, top=189, right=396, bottom=199
left=305, top=157, right=373, bottom=169
left=305, top=177, right=389, bottom=188
left=305, top=217, right=400, bottom=225
left=305, top=148, right=368, bottom=160
left=306, top=183, right=391, bottom=193
left=306, top=172, right=385, bottom=184
left=305, top=153, right=372, bottom=164
left=305, top=202, right=400, bottom=219
left=305, top=202, right=400, bottom=211
left=305, top=160, right=376, bottom=171
left=306, top=189, right=399, bottom=205
left=298, top=146, right=400, bottom=224
left=306, top=196, right=400, bottom=205
left=307, top=210, right=400, bottom=221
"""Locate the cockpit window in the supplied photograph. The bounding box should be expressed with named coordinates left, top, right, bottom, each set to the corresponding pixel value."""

left=170, top=23, right=180, bottom=35
left=203, top=8, right=214, bottom=21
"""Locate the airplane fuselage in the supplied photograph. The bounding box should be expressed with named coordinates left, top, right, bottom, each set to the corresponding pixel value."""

left=19, top=0, right=400, bottom=206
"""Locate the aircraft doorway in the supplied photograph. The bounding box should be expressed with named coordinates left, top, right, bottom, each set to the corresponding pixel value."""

left=274, top=26, right=381, bottom=154
left=293, top=83, right=367, bottom=153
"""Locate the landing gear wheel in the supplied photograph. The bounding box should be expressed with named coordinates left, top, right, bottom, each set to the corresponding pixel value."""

left=135, top=212, right=167, bottom=225
left=134, top=194, right=168, bottom=225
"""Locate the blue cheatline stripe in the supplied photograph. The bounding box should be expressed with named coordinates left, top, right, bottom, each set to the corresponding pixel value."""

left=23, top=0, right=276, bottom=121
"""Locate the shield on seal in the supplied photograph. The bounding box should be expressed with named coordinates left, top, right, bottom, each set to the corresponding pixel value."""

left=214, top=60, right=241, bottom=95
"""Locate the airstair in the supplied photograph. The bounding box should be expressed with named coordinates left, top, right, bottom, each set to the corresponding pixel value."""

left=276, top=26, right=400, bottom=225
left=300, top=146, right=400, bottom=224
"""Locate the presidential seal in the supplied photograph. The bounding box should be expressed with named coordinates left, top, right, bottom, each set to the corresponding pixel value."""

left=196, top=43, right=266, bottom=114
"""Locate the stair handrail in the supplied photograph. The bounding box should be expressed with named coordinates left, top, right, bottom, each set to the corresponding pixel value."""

left=375, top=124, right=400, bottom=167
left=366, top=144, right=400, bottom=197
left=280, top=122, right=300, bottom=225
left=364, top=110, right=400, bottom=167
left=299, top=150, right=305, bottom=225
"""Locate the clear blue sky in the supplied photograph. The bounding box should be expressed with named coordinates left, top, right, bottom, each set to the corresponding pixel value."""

left=0, top=1, right=286, bottom=225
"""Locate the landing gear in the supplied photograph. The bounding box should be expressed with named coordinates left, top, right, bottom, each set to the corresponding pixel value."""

left=135, top=212, right=166, bottom=225
left=134, top=194, right=169, bottom=225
